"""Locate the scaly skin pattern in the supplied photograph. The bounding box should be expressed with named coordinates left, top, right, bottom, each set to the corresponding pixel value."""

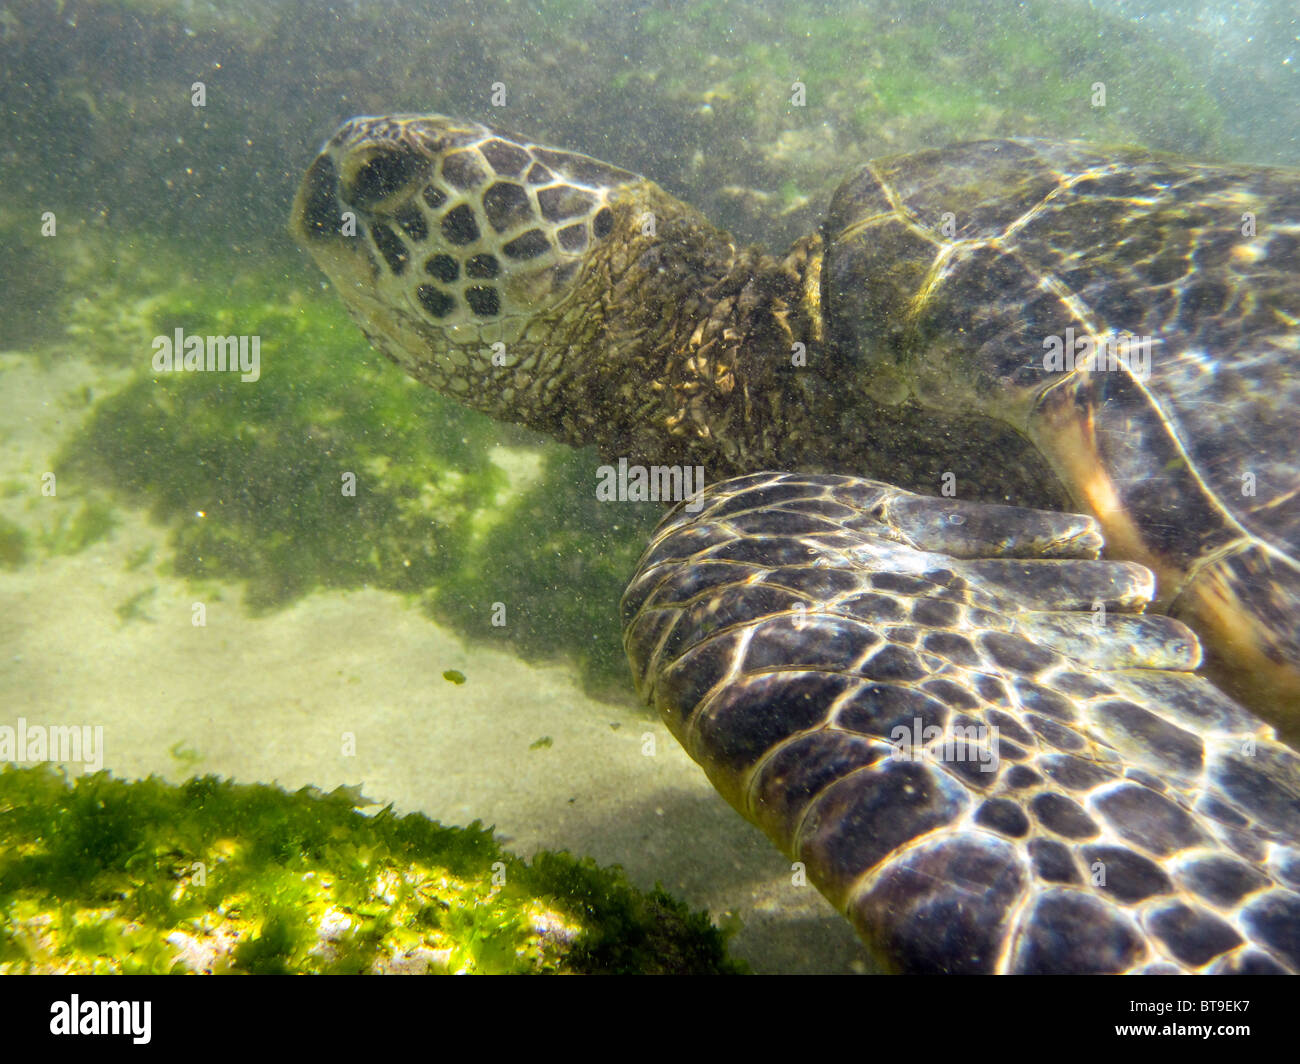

left=292, top=116, right=1300, bottom=971
left=623, top=474, right=1300, bottom=974
left=290, top=115, right=1072, bottom=507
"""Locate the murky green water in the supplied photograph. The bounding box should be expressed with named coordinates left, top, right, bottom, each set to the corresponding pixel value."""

left=1, top=0, right=1296, bottom=973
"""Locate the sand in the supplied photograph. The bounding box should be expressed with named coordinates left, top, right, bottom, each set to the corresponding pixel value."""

left=0, top=350, right=871, bottom=974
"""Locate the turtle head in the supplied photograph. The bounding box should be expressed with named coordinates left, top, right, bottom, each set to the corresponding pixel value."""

left=291, top=113, right=650, bottom=417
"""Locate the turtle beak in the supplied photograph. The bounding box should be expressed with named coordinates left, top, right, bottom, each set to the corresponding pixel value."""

left=293, top=129, right=429, bottom=242
left=290, top=153, right=344, bottom=245
left=290, top=148, right=386, bottom=305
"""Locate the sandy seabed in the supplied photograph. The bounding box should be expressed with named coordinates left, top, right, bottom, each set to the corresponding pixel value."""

left=0, top=351, right=871, bottom=974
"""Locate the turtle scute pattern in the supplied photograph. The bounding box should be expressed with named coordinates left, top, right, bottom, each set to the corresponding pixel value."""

left=823, top=138, right=1300, bottom=731
left=622, top=472, right=1300, bottom=974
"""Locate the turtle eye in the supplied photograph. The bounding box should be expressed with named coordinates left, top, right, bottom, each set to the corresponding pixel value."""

left=343, top=146, right=425, bottom=210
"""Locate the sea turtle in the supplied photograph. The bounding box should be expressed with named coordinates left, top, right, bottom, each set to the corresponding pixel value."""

left=291, top=115, right=1300, bottom=973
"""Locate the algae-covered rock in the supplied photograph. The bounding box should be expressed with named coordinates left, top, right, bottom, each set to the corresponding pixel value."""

left=0, top=765, right=745, bottom=974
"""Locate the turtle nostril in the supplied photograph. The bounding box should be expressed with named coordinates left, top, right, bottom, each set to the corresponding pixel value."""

left=298, top=154, right=341, bottom=239
left=345, top=146, right=424, bottom=209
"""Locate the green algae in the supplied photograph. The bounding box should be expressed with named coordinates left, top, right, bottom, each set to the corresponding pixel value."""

left=1, top=0, right=1253, bottom=268
left=114, top=586, right=157, bottom=624
left=427, top=447, right=663, bottom=696
left=36, top=231, right=660, bottom=690
left=0, top=206, right=68, bottom=348
left=622, top=0, right=1234, bottom=249
left=0, top=518, right=27, bottom=569
left=35, top=499, right=118, bottom=557
left=59, top=260, right=508, bottom=611
left=0, top=765, right=745, bottom=975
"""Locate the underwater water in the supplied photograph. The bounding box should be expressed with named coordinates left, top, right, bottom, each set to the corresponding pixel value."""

left=0, top=0, right=1297, bottom=975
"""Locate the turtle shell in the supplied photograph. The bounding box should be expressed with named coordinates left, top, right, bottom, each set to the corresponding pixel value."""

left=821, top=139, right=1300, bottom=736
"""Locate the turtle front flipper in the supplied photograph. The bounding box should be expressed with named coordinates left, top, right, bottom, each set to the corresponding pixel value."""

left=623, top=472, right=1300, bottom=974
